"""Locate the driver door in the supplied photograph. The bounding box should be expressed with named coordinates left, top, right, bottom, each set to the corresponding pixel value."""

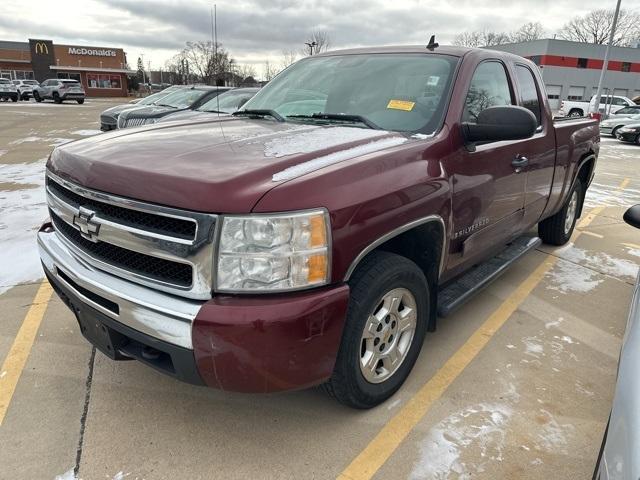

left=446, top=60, right=527, bottom=273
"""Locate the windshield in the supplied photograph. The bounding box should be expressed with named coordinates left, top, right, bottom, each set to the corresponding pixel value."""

left=241, top=53, right=458, bottom=133
left=156, top=88, right=207, bottom=109
left=24, top=80, right=38, bottom=85
left=198, top=89, right=257, bottom=113
left=0, top=79, right=10, bottom=84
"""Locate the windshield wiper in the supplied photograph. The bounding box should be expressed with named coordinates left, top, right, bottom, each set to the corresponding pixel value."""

left=232, top=109, right=285, bottom=122
left=287, top=113, right=380, bottom=129
left=156, top=103, right=177, bottom=108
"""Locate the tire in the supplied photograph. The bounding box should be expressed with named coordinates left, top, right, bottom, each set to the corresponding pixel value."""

left=77, top=99, right=84, bottom=104
left=611, top=126, right=621, bottom=138
left=53, top=92, right=62, bottom=104
left=539, top=179, right=583, bottom=245
left=568, top=109, right=583, bottom=117
left=11, top=95, right=17, bottom=102
left=33, top=91, right=42, bottom=102
left=636, top=135, right=640, bottom=146
left=323, top=251, right=429, bottom=409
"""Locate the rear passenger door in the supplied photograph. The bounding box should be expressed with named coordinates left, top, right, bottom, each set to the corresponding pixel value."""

left=448, top=60, right=527, bottom=271
left=511, top=63, right=556, bottom=227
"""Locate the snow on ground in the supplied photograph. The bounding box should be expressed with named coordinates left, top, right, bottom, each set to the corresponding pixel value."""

left=53, top=468, right=129, bottom=480
left=583, top=182, right=640, bottom=208
left=71, top=129, right=102, bottom=136
left=0, top=159, right=48, bottom=294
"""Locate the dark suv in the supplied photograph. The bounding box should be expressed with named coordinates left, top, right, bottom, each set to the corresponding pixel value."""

left=33, top=79, right=86, bottom=104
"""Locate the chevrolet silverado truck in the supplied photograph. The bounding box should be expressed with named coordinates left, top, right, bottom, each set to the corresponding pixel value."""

left=38, top=45, right=599, bottom=409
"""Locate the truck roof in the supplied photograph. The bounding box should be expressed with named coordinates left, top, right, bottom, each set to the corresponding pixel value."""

left=315, top=45, right=475, bottom=57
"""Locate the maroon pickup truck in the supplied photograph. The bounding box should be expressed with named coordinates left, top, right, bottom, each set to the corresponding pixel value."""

left=38, top=45, right=598, bottom=408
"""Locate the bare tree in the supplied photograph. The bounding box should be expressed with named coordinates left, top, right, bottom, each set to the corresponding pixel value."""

left=559, top=9, right=640, bottom=47
left=236, top=63, right=257, bottom=82
left=165, top=41, right=235, bottom=85
left=263, top=59, right=278, bottom=82
left=280, top=49, right=298, bottom=70
left=453, top=30, right=510, bottom=47
left=510, top=22, right=545, bottom=43
left=304, top=30, right=331, bottom=55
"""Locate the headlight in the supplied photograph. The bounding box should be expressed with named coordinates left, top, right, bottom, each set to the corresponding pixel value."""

left=216, top=209, right=330, bottom=292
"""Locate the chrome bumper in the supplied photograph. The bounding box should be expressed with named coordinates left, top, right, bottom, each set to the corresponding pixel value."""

left=38, top=229, right=202, bottom=349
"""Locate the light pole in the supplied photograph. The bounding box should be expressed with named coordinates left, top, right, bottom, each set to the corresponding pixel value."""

left=591, top=0, right=622, bottom=118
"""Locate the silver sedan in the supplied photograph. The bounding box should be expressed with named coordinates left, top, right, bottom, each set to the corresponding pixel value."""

left=594, top=204, right=640, bottom=480
left=600, top=114, right=640, bottom=137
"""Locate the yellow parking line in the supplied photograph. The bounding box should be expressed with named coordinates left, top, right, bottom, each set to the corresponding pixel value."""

left=0, top=281, right=53, bottom=426
left=619, top=178, right=630, bottom=191
left=582, top=230, right=604, bottom=239
left=622, top=242, right=640, bottom=250
left=338, top=204, right=604, bottom=480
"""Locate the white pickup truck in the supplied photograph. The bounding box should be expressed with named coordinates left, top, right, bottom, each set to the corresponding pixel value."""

left=558, top=94, right=636, bottom=117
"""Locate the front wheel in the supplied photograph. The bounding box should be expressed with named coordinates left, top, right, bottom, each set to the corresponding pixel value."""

left=77, top=99, right=84, bottom=104
left=323, top=251, right=429, bottom=409
left=539, top=180, right=583, bottom=245
left=33, top=91, right=42, bottom=102
left=568, top=109, right=583, bottom=117
left=53, top=93, right=62, bottom=104
left=11, top=95, right=17, bottom=102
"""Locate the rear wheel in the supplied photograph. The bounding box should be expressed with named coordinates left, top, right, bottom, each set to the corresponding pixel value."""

left=568, top=109, right=583, bottom=117
left=323, top=251, right=429, bottom=409
left=11, top=95, right=17, bottom=102
left=53, top=92, right=62, bottom=104
left=539, top=180, right=583, bottom=245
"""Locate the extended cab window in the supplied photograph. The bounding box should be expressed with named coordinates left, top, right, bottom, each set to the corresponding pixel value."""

left=242, top=53, right=459, bottom=133
left=514, top=65, right=541, bottom=125
left=463, top=61, right=513, bottom=123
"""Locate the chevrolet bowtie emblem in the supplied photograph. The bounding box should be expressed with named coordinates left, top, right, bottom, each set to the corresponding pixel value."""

left=73, top=206, right=100, bottom=242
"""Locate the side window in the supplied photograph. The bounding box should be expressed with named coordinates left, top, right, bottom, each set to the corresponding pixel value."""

left=515, top=65, right=542, bottom=126
left=463, top=61, right=513, bottom=123
left=613, top=97, right=627, bottom=106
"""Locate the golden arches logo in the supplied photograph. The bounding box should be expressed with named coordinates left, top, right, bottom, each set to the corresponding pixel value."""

left=34, top=42, right=49, bottom=54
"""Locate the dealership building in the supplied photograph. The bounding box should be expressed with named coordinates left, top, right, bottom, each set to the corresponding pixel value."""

left=490, top=39, right=640, bottom=110
left=0, top=38, right=135, bottom=97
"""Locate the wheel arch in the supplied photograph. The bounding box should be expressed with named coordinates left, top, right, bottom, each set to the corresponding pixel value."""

left=343, top=216, right=447, bottom=331
left=574, top=152, right=597, bottom=217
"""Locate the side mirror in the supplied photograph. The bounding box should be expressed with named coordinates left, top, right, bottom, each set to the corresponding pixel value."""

left=462, top=106, right=537, bottom=144
left=624, top=205, right=640, bottom=229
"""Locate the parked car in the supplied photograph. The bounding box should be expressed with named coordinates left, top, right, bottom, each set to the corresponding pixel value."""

left=615, top=123, right=640, bottom=145
left=157, top=87, right=259, bottom=123
left=33, top=79, right=85, bottom=104
left=593, top=205, right=640, bottom=480
left=12, top=79, right=39, bottom=100
left=558, top=95, right=635, bottom=118
left=599, top=114, right=640, bottom=137
left=607, top=105, right=640, bottom=119
left=0, top=78, right=19, bottom=102
left=100, top=86, right=185, bottom=131
left=39, top=45, right=599, bottom=408
left=117, top=86, right=231, bottom=128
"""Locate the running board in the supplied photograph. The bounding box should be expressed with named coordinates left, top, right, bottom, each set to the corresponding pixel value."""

left=437, top=236, right=542, bottom=317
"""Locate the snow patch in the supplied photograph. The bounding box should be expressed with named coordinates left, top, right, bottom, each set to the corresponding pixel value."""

left=0, top=160, right=48, bottom=294
left=410, top=403, right=513, bottom=479
left=554, top=243, right=638, bottom=280
left=54, top=468, right=75, bottom=480
left=0, top=149, right=7, bottom=157
left=264, top=126, right=391, bottom=158
left=71, top=129, right=102, bottom=136
left=583, top=182, right=640, bottom=208
left=522, top=337, right=544, bottom=358
left=387, top=398, right=402, bottom=410
left=535, top=409, right=575, bottom=455
left=546, top=259, right=602, bottom=293
left=272, top=136, right=407, bottom=182
left=10, top=136, right=44, bottom=145
left=624, top=246, right=640, bottom=258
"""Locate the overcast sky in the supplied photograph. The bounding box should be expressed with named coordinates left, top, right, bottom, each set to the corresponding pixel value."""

left=3, top=0, right=614, bottom=78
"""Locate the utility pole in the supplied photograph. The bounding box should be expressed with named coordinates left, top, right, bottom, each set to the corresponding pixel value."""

left=140, top=53, right=146, bottom=86
left=591, top=0, right=622, bottom=118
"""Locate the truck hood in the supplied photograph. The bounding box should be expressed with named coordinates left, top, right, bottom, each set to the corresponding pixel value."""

left=47, top=118, right=411, bottom=213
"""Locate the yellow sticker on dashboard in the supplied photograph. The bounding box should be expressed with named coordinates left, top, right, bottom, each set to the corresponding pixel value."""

left=387, top=100, right=415, bottom=111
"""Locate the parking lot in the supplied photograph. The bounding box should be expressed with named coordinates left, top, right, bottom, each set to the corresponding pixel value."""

left=1, top=98, right=639, bottom=480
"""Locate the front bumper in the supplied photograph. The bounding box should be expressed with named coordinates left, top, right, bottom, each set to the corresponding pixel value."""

left=39, top=225, right=350, bottom=393
left=616, top=131, right=640, bottom=143
left=0, top=91, right=18, bottom=99
left=600, top=126, right=614, bottom=135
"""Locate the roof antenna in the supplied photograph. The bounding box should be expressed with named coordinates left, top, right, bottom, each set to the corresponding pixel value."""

left=426, top=35, right=439, bottom=51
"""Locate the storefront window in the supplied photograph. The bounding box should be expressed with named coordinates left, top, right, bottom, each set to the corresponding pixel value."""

left=57, top=72, right=81, bottom=82
left=87, top=74, right=122, bottom=89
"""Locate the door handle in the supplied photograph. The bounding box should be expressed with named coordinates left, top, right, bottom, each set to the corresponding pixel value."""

left=511, top=156, right=529, bottom=172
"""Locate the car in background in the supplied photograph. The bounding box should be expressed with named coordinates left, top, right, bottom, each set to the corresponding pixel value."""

left=33, top=79, right=85, bottom=104
left=599, top=114, right=640, bottom=137
left=117, top=86, right=231, bottom=129
left=615, top=123, right=640, bottom=145
left=12, top=79, right=39, bottom=100
left=100, top=86, right=185, bottom=131
left=0, top=78, right=19, bottom=102
left=593, top=205, right=640, bottom=480
left=558, top=95, right=635, bottom=118
left=607, top=105, right=640, bottom=119
left=157, top=87, right=259, bottom=123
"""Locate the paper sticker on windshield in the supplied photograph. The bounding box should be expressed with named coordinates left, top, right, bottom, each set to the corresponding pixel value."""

left=427, top=76, right=440, bottom=86
left=387, top=100, right=415, bottom=111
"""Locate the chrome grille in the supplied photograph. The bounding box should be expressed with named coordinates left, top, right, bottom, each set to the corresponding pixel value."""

left=122, top=117, right=151, bottom=128
left=45, top=170, right=217, bottom=299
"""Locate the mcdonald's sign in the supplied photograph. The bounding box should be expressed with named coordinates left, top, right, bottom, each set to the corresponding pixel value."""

left=34, top=42, right=49, bottom=55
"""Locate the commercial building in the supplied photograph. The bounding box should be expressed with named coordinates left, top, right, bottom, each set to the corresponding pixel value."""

left=489, top=39, right=640, bottom=110
left=0, top=38, right=135, bottom=97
